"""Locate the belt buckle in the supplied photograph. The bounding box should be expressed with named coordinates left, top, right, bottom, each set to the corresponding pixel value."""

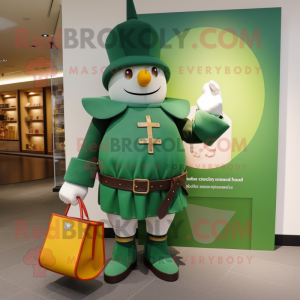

left=133, top=179, right=150, bottom=194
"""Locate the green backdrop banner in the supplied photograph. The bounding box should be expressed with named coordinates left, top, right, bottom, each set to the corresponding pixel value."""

left=138, top=8, right=281, bottom=250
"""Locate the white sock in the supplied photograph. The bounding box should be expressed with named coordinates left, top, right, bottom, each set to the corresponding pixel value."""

left=107, top=213, right=138, bottom=237
left=145, top=213, right=175, bottom=236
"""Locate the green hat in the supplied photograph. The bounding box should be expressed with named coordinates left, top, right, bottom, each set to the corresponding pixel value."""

left=102, top=0, right=171, bottom=90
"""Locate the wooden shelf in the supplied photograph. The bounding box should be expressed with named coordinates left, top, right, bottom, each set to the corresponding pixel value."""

left=25, top=106, right=43, bottom=109
left=25, top=120, right=44, bottom=122
left=54, top=113, right=64, bottom=115
left=0, top=139, right=19, bottom=141
left=22, top=150, right=45, bottom=153
left=0, top=120, right=17, bottom=123
left=1, top=107, right=16, bottom=111
left=26, top=133, right=44, bottom=136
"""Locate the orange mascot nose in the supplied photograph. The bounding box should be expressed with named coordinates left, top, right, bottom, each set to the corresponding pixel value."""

left=137, top=69, right=151, bottom=87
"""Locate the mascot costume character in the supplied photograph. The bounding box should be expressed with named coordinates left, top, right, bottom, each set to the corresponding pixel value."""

left=59, top=0, right=229, bottom=283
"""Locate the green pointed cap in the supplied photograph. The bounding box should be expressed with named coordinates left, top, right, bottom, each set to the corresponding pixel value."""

left=102, top=0, right=171, bottom=91
left=127, top=0, right=137, bottom=20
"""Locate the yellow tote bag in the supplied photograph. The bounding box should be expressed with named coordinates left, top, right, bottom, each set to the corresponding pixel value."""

left=39, top=197, right=105, bottom=280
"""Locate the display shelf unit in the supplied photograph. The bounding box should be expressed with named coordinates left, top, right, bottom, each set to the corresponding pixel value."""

left=19, top=88, right=46, bottom=153
left=0, top=87, right=53, bottom=155
left=0, top=91, right=19, bottom=147
left=45, top=86, right=53, bottom=154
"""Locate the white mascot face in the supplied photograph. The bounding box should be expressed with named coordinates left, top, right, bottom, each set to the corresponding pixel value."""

left=108, top=65, right=167, bottom=104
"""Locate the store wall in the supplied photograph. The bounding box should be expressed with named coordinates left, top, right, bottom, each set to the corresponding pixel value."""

left=62, top=0, right=300, bottom=235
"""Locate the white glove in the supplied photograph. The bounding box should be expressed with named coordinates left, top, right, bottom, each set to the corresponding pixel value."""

left=197, top=80, right=223, bottom=116
left=59, top=181, right=88, bottom=206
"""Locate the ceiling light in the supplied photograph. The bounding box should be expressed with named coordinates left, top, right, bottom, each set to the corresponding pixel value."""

left=0, top=59, right=7, bottom=62
left=41, top=34, right=49, bottom=37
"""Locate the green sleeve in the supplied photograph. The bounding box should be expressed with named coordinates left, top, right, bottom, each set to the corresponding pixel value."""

left=173, top=117, right=203, bottom=144
left=173, top=110, right=230, bottom=146
left=64, top=118, right=110, bottom=187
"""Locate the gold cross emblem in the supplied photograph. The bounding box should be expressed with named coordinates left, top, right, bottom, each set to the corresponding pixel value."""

left=138, top=115, right=161, bottom=154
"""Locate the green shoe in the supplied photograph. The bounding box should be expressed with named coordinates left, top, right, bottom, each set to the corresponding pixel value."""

left=144, top=234, right=179, bottom=281
left=104, top=235, right=137, bottom=284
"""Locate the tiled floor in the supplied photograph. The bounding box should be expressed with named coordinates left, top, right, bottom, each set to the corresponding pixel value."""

left=0, top=178, right=299, bottom=300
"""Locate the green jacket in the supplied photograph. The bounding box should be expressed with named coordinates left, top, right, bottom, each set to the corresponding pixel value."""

left=64, top=96, right=229, bottom=220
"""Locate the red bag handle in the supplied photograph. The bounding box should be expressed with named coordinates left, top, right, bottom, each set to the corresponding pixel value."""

left=64, top=197, right=90, bottom=220
left=78, top=197, right=90, bottom=220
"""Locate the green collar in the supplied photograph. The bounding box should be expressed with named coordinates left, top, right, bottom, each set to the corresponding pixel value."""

left=82, top=96, right=190, bottom=119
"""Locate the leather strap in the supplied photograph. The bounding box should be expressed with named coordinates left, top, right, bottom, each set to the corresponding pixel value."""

left=99, top=170, right=188, bottom=219
left=157, top=172, right=188, bottom=219
left=100, top=174, right=172, bottom=194
left=148, top=235, right=167, bottom=242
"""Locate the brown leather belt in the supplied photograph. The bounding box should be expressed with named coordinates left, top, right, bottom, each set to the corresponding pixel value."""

left=99, top=170, right=188, bottom=219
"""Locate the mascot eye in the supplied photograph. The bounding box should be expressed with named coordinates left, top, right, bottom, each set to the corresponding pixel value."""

left=152, top=67, right=158, bottom=77
left=125, top=69, right=133, bottom=80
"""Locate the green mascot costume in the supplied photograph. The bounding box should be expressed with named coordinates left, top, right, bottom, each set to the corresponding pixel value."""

left=59, top=0, right=229, bottom=283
